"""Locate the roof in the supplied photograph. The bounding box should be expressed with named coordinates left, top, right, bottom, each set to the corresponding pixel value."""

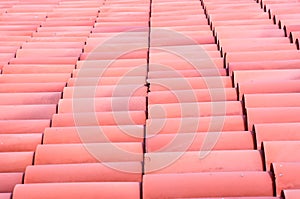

left=0, top=0, right=300, bottom=198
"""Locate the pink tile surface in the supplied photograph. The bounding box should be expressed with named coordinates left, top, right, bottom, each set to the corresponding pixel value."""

left=1, top=0, right=300, bottom=198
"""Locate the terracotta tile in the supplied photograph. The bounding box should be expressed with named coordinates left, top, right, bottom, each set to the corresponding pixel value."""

left=268, top=5, right=300, bottom=16
left=40, top=20, right=95, bottom=27
left=0, top=42, right=23, bottom=47
left=211, top=19, right=274, bottom=29
left=87, top=39, right=146, bottom=51
left=2, top=64, right=74, bottom=74
left=143, top=172, right=273, bottom=198
left=152, top=5, right=202, bottom=12
left=222, top=43, right=296, bottom=55
left=0, top=15, right=45, bottom=21
left=148, top=101, right=243, bottom=118
left=151, top=19, right=209, bottom=27
left=158, top=25, right=211, bottom=32
left=151, top=36, right=215, bottom=46
left=58, top=97, right=146, bottom=113
left=273, top=162, right=300, bottom=196
left=263, top=141, right=300, bottom=171
left=283, top=24, right=300, bottom=37
left=148, top=88, right=237, bottom=104
left=290, top=31, right=300, bottom=43
left=16, top=49, right=82, bottom=58
left=273, top=13, right=300, bottom=25
left=0, top=134, right=41, bottom=152
left=0, top=74, right=70, bottom=83
left=151, top=15, right=206, bottom=23
left=72, top=67, right=147, bottom=78
left=24, top=162, right=142, bottom=183
left=150, top=9, right=204, bottom=16
left=76, top=59, right=147, bottom=69
left=0, top=173, right=23, bottom=193
left=255, top=123, right=300, bottom=149
left=217, top=29, right=284, bottom=42
left=149, top=58, right=224, bottom=71
left=86, top=33, right=148, bottom=46
left=52, top=111, right=145, bottom=127
left=32, top=31, right=91, bottom=37
left=233, top=69, right=300, bottom=86
left=48, top=12, right=99, bottom=18
left=175, top=197, right=279, bottom=199
left=150, top=51, right=221, bottom=61
left=37, top=26, right=92, bottom=33
left=149, top=47, right=220, bottom=57
left=145, top=150, right=263, bottom=174
left=228, top=60, right=300, bottom=75
left=47, top=16, right=97, bottom=22
left=67, top=76, right=146, bottom=86
left=0, top=46, right=19, bottom=53
left=80, top=50, right=148, bottom=60
left=13, top=182, right=140, bottom=199
left=283, top=189, right=300, bottom=199
left=149, top=77, right=232, bottom=91
left=244, top=93, right=300, bottom=108
left=225, top=50, right=300, bottom=67
left=0, top=82, right=66, bottom=92
left=0, top=31, right=33, bottom=36
left=219, top=37, right=290, bottom=51
left=148, top=68, right=226, bottom=78
left=0, top=104, right=56, bottom=120
left=205, top=4, right=261, bottom=12
left=9, top=57, right=78, bottom=65
left=43, top=125, right=144, bottom=144
left=146, top=115, right=245, bottom=134
left=0, top=53, right=15, bottom=62
left=146, top=131, right=254, bottom=152
left=0, top=36, right=30, bottom=42
left=0, top=92, right=61, bottom=105
left=34, top=143, right=143, bottom=164
left=97, top=16, right=149, bottom=22
left=92, top=26, right=149, bottom=33
left=99, top=7, right=148, bottom=12
left=246, top=107, right=300, bottom=130
left=0, top=193, right=11, bottom=199
left=0, top=152, right=33, bottom=172
left=0, top=120, right=50, bottom=134
left=0, top=25, right=38, bottom=31
left=159, top=44, right=219, bottom=52
left=209, top=11, right=269, bottom=21
left=238, top=80, right=300, bottom=99
left=63, top=85, right=148, bottom=98
left=29, top=37, right=87, bottom=42
left=6, top=7, right=53, bottom=13
left=0, top=21, right=41, bottom=26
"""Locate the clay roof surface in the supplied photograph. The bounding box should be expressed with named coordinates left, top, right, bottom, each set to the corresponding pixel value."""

left=0, top=0, right=300, bottom=198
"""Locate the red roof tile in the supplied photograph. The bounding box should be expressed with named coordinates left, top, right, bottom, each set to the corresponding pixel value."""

left=24, top=162, right=142, bottom=183
left=273, top=162, right=300, bottom=196
left=143, top=172, right=273, bottom=198
left=0, top=173, right=23, bottom=193
left=146, top=131, right=254, bottom=152
left=13, top=183, right=140, bottom=199
left=34, top=143, right=143, bottom=164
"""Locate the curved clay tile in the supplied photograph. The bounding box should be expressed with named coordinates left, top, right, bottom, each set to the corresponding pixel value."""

left=13, top=183, right=140, bottom=199
left=255, top=123, right=300, bottom=149
left=143, top=172, right=273, bottom=198
left=263, top=141, right=300, bottom=171
left=273, top=162, right=300, bottom=196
